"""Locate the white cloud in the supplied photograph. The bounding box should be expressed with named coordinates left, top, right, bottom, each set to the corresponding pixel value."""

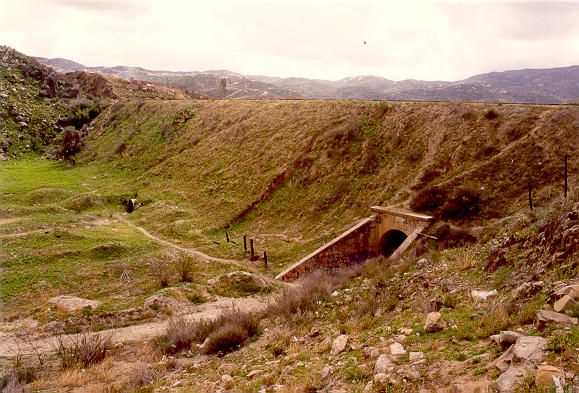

left=1, top=0, right=578, bottom=81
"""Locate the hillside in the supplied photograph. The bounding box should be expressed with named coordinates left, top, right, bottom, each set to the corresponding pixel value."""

left=35, top=55, right=579, bottom=103
left=0, top=46, right=201, bottom=159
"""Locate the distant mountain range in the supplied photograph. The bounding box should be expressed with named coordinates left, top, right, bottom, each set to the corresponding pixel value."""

left=35, top=56, right=579, bottom=104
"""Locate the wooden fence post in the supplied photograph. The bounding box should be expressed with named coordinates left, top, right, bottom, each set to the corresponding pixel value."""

left=250, top=239, right=254, bottom=260
left=529, top=181, right=533, bottom=210
left=563, top=154, right=567, bottom=199
left=244, top=236, right=247, bottom=251
left=263, top=251, right=268, bottom=268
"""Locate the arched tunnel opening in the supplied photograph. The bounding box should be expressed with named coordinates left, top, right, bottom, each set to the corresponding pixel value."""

left=379, top=230, right=408, bottom=258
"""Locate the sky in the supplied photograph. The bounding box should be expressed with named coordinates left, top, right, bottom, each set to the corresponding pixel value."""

left=1, top=0, right=578, bottom=81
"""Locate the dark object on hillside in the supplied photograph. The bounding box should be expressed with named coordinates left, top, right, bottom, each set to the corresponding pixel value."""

left=430, top=222, right=476, bottom=249
left=127, top=199, right=135, bottom=213
left=120, top=197, right=136, bottom=213
left=410, top=186, right=481, bottom=221
left=58, top=127, right=82, bottom=164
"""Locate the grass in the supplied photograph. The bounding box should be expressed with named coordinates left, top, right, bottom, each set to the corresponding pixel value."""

left=55, top=331, right=113, bottom=369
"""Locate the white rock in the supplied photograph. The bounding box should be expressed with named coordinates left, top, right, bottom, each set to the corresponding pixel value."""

left=330, top=334, right=348, bottom=355
left=374, top=354, right=394, bottom=374
left=471, top=289, right=498, bottom=300
left=424, top=312, right=447, bottom=332
left=409, top=351, right=425, bottom=362
left=390, top=342, right=406, bottom=356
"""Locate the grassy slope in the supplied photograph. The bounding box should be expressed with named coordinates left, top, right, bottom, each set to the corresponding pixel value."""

left=82, top=99, right=577, bottom=270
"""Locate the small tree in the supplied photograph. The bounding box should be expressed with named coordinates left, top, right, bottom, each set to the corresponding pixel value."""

left=219, top=78, right=227, bottom=99
left=58, top=127, right=82, bottom=164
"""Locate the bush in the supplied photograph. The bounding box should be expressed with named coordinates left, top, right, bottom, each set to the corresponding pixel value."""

left=155, top=309, right=258, bottom=356
left=154, top=318, right=216, bottom=355
left=410, top=186, right=448, bottom=214
left=484, top=108, right=499, bottom=120
left=56, top=127, right=82, bottom=164
left=439, top=188, right=481, bottom=220
left=148, top=257, right=172, bottom=287
left=55, top=332, right=112, bottom=369
left=202, top=325, right=249, bottom=355
left=175, top=252, right=196, bottom=282
left=431, top=222, right=476, bottom=248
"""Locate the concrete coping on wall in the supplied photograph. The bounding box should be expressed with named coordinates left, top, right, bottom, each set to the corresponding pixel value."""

left=370, top=206, right=433, bottom=222
left=274, top=216, right=375, bottom=281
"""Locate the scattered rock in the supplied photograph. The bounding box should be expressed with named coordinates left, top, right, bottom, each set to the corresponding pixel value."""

left=246, top=369, right=263, bottom=380
left=399, top=366, right=420, bottom=380
left=400, top=327, right=413, bottom=335
left=315, top=336, right=332, bottom=353
left=553, top=294, right=577, bottom=313
left=512, top=336, right=547, bottom=364
left=417, top=258, right=428, bottom=268
left=553, top=284, right=579, bottom=300
left=512, top=281, right=544, bottom=300
left=390, top=342, right=406, bottom=356
left=535, top=365, right=564, bottom=388
left=498, top=331, right=523, bottom=346
left=409, top=351, right=425, bottom=363
left=48, top=295, right=101, bottom=313
left=221, top=374, right=233, bottom=387
left=424, top=312, right=447, bottom=332
left=374, top=354, right=395, bottom=374
left=495, top=365, right=527, bottom=393
left=321, top=366, right=333, bottom=380
left=493, top=336, right=548, bottom=392
left=536, top=309, right=578, bottom=330
left=330, top=334, right=348, bottom=355
left=471, top=289, right=498, bottom=300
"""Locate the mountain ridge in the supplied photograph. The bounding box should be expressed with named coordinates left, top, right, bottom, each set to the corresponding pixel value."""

left=35, top=55, right=579, bottom=104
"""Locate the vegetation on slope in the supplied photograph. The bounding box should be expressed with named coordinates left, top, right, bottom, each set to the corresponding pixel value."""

left=81, top=99, right=577, bottom=270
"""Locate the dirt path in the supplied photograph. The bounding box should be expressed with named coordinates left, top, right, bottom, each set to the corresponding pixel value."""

left=115, top=215, right=287, bottom=287
left=0, top=294, right=273, bottom=358
left=0, top=216, right=295, bottom=359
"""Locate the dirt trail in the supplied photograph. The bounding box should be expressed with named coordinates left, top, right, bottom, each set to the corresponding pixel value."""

left=0, top=216, right=294, bottom=359
left=115, top=215, right=287, bottom=287
left=0, top=294, right=272, bottom=358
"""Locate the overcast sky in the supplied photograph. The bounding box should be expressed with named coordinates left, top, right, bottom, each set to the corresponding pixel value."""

left=1, top=0, right=578, bottom=81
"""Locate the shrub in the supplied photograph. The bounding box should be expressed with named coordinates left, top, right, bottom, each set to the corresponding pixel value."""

left=56, top=127, right=82, bottom=164
left=175, top=252, right=196, bottom=282
left=148, top=257, right=172, bottom=287
left=484, top=108, right=499, bottom=120
left=154, top=318, right=217, bottom=355
left=431, top=223, right=476, bottom=248
left=410, top=186, right=448, bottom=214
left=202, top=325, right=249, bottom=355
left=439, top=188, right=481, bottom=220
left=55, top=332, right=112, bottom=369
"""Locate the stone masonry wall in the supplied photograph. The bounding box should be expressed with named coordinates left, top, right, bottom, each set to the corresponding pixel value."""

left=277, top=217, right=376, bottom=280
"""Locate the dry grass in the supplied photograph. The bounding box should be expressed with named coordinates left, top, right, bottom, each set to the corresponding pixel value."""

left=454, top=249, right=479, bottom=271
left=174, top=252, right=197, bottom=282
left=148, top=257, right=172, bottom=287
left=55, top=331, right=113, bottom=370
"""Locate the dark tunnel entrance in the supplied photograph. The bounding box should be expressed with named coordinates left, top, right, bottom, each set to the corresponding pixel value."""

left=379, top=230, right=408, bottom=258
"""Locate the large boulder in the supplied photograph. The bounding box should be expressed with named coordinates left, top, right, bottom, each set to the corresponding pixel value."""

left=493, top=336, right=548, bottom=393
left=536, top=309, right=578, bottom=330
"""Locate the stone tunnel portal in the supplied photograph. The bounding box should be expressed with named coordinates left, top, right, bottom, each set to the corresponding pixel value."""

left=379, top=229, right=408, bottom=258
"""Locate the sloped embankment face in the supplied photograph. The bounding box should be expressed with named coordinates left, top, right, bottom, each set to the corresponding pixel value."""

left=82, top=100, right=578, bottom=269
